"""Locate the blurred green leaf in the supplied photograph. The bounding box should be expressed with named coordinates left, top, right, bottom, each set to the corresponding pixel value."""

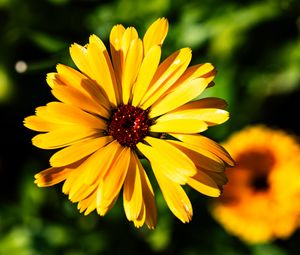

left=251, top=243, right=288, bottom=255
left=29, top=32, right=67, bottom=52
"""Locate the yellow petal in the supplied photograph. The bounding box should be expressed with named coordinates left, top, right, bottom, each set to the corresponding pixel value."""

left=23, top=115, right=64, bottom=132
left=137, top=137, right=197, bottom=184
left=180, top=63, right=215, bottom=80
left=131, top=45, right=161, bottom=106
left=125, top=152, right=157, bottom=228
left=38, top=102, right=106, bottom=129
left=140, top=48, right=192, bottom=108
left=69, top=43, right=92, bottom=77
left=55, top=64, right=110, bottom=110
left=51, top=84, right=109, bottom=118
left=89, top=34, right=120, bottom=102
left=97, top=147, right=131, bottom=213
left=143, top=18, right=168, bottom=55
left=77, top=191, right=97, bottom=215
left=152, top=162, right=193, bottom=223
left=168, top=140, right=226, bottom=172
left=121, top=27, right=139, bottom=55
left=122, top=38, right=143, bottom=104
left=89, top=34, right=106, bottom=51
left=70, top=182, right=97, bottom=203
left=137, top=158, right=157, bottom=229
left=149, top=77, right=208, bottom=118
left=32, top=127, right=99, bottom=149
left=187, top=171, right=221, bottom=197
left=81, top=140, right=123, bottom=186
left=150, top=118, right=208, bottom=134
left=166, top=63, right=215, bottom=92
left=34, top=167, right=73, bottom=187
left=96, top=190, right=119, bottom=216
left=172, top=134, right=234, bottom=166
left=132, top=204, right=146, bottom=228
left=123, top=151, right=143, bottom=221
left=156, top=108, right=229, bottom=126
left=109, top=24, right=126, bottom=86
left=62, top=158, right=95, bottom=201
left=46, top=72, right=57, bottom=88
left=50, top=136, right=113, bottom=167
left=87, top=41, right=119, bottom=106
left=110, top=25, right=139, bottom=92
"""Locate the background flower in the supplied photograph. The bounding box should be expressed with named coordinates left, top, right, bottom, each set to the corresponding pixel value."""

left=211, top=125, right=300, bottom=244
left=1, top=0, right=299, bottom=254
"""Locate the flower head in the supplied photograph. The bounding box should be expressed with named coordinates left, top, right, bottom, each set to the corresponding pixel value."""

left=211, top=125, right=300, bottom=243
left=24, top=18, right=233, bottom=228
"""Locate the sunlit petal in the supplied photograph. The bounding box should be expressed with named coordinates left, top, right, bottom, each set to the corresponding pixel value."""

left=143, top=17, right=168, bottom=55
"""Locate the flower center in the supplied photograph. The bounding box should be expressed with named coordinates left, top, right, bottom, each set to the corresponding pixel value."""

left=237, top=150, right=275, bottom=192
left=107, top=104, right=151, bottom=148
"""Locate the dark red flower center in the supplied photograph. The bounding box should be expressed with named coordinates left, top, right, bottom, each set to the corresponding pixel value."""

left=107, top=104, right=152, bottom=148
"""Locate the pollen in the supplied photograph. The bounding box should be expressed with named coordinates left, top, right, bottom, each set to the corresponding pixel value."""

left=107, top=104, right=152, bottom=148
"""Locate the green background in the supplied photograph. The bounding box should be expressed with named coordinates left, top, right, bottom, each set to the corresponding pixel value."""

left=0, top=0, right=299, bottom=254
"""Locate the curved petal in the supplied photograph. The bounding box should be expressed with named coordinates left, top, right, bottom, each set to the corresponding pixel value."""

left=69, top=43, right=93, bottom=78
left=54, top=64, right=110, bottom=110
left=32, top=127, right=100, bottom=149
left=51, top=84, right=109, bottom=118
left=78, top=192, right=97, bottom=215
left=123, top=151, right=143, bottom=221
left=131, top=45, right=161, bottom=107
left=140, top=48, right=192, bottom=109
left=34, top=166, right=73, bottom=187
left=62, top=142, right=121, bottom=203
left=80, top=140, right=123, bottom=186
left=123, top=152, right=157, bottom=228
left=122, top=38, right=143, bottom=104
left=132, top=204, right=146, bottom=228
left=69, top=182, right=97, bottom=203
left=172, top=134, right=234, bottom=166
left=37, top=102, right=106, bottom=129
left=110, top=25, right=139, bottom=91
left=137, top=137, right=197, bottom=184
left=50, top=136, right=113, bottom=167
left=161, top=63, right=216, bottom=97
left=89, top=35, right=122, bottom=102
left=152, top=162, right=193, bottom=223
left=150, top=118, right=208, bottom=134
left=109, top=24, right=125, bottom=86
left=187, top=171, right=221, bottom=197
left=87, top=40, right=119, bottom=106
left=156, top=108, right=229, bottom=126
left=168, top=140, right=226, bottom=173
left=149, top=77, right=208, bottom=118
left=24, top=115, right=64, bottom=132
left=143, top=18, right=168, bottom=55
left=97, top=147, right=131, bottom=215
left=138, top=159, right=157, bottom=229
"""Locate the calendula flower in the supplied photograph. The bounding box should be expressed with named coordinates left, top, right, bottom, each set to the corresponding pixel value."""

left=24, top=18, right=234, bottom=228
left=212, top=125, right=300, bottom=243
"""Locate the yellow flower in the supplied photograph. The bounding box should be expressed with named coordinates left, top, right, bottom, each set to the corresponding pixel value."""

left=24, top=18, right=233, bottom=228
left=211, top=125, right=300, bottom=243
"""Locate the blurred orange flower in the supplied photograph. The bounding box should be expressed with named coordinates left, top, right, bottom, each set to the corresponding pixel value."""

left=212, top=125, right=300, bottom=243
